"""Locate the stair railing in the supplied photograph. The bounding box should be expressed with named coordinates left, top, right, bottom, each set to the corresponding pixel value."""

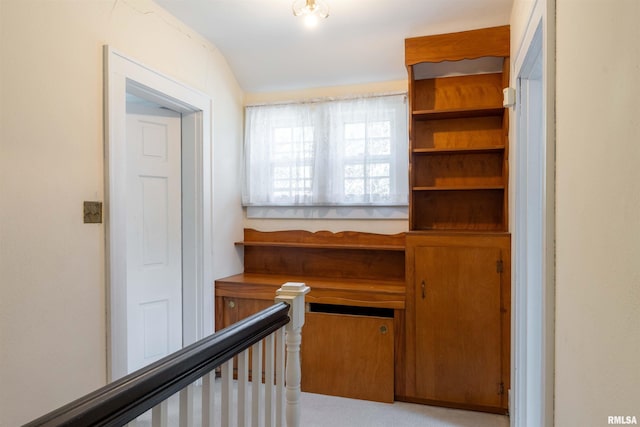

left=24, top=282, right=310, bottom=427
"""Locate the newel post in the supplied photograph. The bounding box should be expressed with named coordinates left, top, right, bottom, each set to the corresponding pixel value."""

left=275, top=282, right=310, bottom=427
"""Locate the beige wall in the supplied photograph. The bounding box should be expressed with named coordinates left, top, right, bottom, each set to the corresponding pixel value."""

left=244, top=80, right=410, bottom=235
left=555, top=0, right=640, bottom=424
left=0, top=1, right=244, bottom=425
left=511, top=0, right=640, bottom=424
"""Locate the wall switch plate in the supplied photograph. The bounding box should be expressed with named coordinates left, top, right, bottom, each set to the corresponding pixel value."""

left=84, top=201, right=103, bottom=223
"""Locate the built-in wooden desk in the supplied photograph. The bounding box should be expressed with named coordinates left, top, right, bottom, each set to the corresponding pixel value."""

left=214, top=229, right=406, bottom=403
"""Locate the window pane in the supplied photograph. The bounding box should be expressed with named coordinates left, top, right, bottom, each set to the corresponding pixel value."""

left=368, top=121, right=390, bottom=138
left=369, top=178, right=390, bottom=196
left=345, top=178, right=364, bottom=196
left=368, top=163, right=389, bottom=177
left=243, top=94, right=408, bottom=207
left=368, top=138, right=391, bottom=156
left=273, top=180, right=290, bottom=189
left=344, top=122, right=365, bottom=139
left=273, top=166, right=290, bottom=179
left=344, top=122, right=365, bottom=157
left=344, top=164, right=364, bottom=178
left=274, top=127, right=291, bottom=142
left=344, top=139, right=365, bottom=157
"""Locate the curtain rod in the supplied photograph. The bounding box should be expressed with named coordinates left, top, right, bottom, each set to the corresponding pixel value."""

left=244, top=91, right=407, bottom=108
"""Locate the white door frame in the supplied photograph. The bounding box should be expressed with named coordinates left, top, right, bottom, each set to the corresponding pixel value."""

left=511, top=1, right=556, bottom=426
left=104, top=46, right=213, bottom=380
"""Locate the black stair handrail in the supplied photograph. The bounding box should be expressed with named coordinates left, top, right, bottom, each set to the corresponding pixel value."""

left=24, top=302, right=291, bottom=427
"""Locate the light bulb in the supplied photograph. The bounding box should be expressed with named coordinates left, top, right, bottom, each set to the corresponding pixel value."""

left=304, top=14, right=319, bottom=28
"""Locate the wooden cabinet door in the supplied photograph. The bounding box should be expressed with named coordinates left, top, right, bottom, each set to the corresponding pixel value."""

left=216, top=297, right=274, bottom=379
left=217, top=297, right=273, bottom=329
left=301, top=312, right=395, bottom=403
left=414, top=245, right=503, bottom=408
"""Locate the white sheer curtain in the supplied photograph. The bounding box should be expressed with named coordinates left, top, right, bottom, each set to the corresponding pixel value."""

left=243, top=94, right=408, bottom=207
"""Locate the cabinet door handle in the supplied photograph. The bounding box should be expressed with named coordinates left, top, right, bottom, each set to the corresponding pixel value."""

left=421, top=280, right=426, bottom=299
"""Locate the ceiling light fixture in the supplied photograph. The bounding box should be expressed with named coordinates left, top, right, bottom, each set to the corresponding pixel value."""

left=292, top=0, right=329, bottom=28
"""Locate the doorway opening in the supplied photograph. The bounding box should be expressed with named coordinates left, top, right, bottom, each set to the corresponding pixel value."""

left=512, top=21, right=555, bottom=427
left=104, top=47, right=213, bottom=381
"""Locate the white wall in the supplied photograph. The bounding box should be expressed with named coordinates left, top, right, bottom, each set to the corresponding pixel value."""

left=554, top=0, right=640, bottom=425
left=511, top=0, right=640, bottom=424
left=0, top=1, right=244, bottom=425
left=244, top=80, right=410, bottom=235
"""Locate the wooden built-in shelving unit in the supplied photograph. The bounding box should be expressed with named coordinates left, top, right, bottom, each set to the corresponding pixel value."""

left=407, top=27, right=510, bottom=232
left=400, top=26, right=511, bottom=414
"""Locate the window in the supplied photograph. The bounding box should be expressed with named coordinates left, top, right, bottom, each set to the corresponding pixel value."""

left=243, top=94, right=408, bottom=210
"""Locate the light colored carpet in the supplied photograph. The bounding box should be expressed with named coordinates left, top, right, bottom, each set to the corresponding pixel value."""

left=130, top=380, right=509, bottom=427
left=300, top=392, right=509, bottom=427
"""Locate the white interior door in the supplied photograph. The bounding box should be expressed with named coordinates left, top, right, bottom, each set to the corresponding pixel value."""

left=125, top=102, right=183, bottom=373
left=106, top=48, right=214, bottom=382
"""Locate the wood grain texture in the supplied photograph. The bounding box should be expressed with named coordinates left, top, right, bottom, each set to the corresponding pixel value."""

left=406, top=26, right=509, bottom=233
left=215, top=274, right=405, bottom=309
left=413, top=152, right=504, bottom=188
left=243, top=246, right=405, bottom=281
left=412, top=190, right=505, bottom=231
left=301, top=312, right=395, bottom=403
left=413, top=73, right=503, bottom=112
left=216, top=297, right=273, bottom=381
left=242, top=228, right=405, bottom=249
left=239, top=229, right=406, bottom=282
left=405, top=26, right=510, bottom=65
left=413, top=116, right=503, bottom=150
left=414, top=245, right=502, bottom=407
left=404, top=233, right=510, bottom=413
left=215, top=229, right=407, bottom=403
left=393, top=309, right=407, bottom=399
left=408, top=73, right=507, bottom=232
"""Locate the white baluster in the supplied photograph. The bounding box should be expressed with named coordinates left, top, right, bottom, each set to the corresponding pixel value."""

left=179, top=384, right=194, bottom=427
left=264, top=333, right=275, bottom=427
left=202, top=372, right=216, bottom=427
left=275, top=327, right=285, bottom=427
left=251, top=341, right=263, bottom=427
left=238, top=348, right=250, bottom=427
left=221, top=359, right=233, bottom=426
left=275, top=282, right=310, bottom=427
left=152, top=400, right=168, bottom=427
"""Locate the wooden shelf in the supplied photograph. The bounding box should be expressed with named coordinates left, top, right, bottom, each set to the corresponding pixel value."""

left=408, top=65, right=508, bottom=233
left=216, top=273, right=405, bottom=309
left=235, top=241, right=405, bottom=252
left=413, top=106, right=504, bottom=120
left=412, top=185, right=505, bottom=191
left=411, top=188, right=505, bottom=232
left=222, top=229, right=406, bottom=308
left=412, top=146, right=505, bottom=155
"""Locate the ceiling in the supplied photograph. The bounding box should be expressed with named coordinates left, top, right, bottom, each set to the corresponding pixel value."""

left=154, top=0, right=514, bottom=93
